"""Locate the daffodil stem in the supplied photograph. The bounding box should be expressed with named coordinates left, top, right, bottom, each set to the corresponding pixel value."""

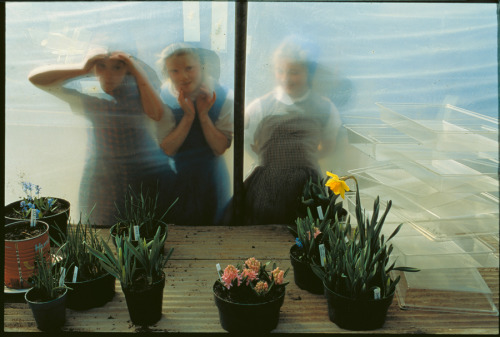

left=340, top=175, right=358, bottom=190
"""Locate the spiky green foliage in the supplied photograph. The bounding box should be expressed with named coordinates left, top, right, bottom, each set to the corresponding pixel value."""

left=113, top=183, right=177, bottom=239
left=85, top=226, right=173, bottom=290
left=289, top=175, right=346, bottom=265
left=52, top=214, right=108, bottom=282
left=299, top=175, right=345, bottom=221
left=28, top=250, right=70, bottom=301
left=311, top=180, right=419, bottom=300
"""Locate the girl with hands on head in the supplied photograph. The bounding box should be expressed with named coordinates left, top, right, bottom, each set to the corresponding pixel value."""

left=28, top=46, right=174, bottom=227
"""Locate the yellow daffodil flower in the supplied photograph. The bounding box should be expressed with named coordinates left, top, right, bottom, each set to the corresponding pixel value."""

left=325, top=171, right=350, bottom=199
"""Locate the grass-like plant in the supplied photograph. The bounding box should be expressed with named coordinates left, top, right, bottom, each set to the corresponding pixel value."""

left=86, top=226, right=173, bottom=291
left=312, top=172, right=419, bottom=300
left=52, top=214, right=108, bottom=282
left=28, top=250, right=71, bottom=302
left=113, top=183, right=177, bottom=240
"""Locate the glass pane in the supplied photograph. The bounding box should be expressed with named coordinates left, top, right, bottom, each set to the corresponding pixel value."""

left=243, top=2, right=498, bottom=225
left=5, top=1, right=235, bottom=226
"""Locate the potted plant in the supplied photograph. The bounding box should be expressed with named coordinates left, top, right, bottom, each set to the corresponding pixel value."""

left=110, top=184, right=177, bottom=246
left=4, top=182, right=70, bottom=244
left=25, top=250, right=71, bottom=331
left=288, top=175, right=346, bottom=294
left=52, top=215, right=115, bottom=310
left=213, top=257, right=289, bottom=333
left=288, top=210, right=331, bottom=294
left=86, top=226, right=173, bottom=326
left=297, top=175, right=348, bottom=221
left=5, top=219, right=51, bottom=290
left=312, top=172, right=419, bottom=330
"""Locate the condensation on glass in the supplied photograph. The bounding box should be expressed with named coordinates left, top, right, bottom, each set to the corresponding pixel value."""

left=4, top=2, right=498, bottom=227
left=5, top=2, right=235, bottom=226
left=242, top=1, right=498, bottom=225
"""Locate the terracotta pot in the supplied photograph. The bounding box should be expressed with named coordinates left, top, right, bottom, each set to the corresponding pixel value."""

left=4, top=221, right=50, bottom=289
left=122, top=273, right=165, bottom=326
left=213, top=281, right=286, bottom=333
left=25, top=288, right=67, bottom=331
left=289, top=244, right=324, bottom=294
left=5, top=198, right=70, bottom=245
left=324, top=282, right=394, bottom=330
left=65, top=272, right=115, bottom=310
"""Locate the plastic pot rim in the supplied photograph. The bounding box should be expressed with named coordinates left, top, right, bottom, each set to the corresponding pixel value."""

left=212, top=281, right=286, bottom=307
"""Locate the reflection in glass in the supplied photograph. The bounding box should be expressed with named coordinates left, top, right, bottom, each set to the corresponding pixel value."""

left=243, top=35, right=342, bottom=225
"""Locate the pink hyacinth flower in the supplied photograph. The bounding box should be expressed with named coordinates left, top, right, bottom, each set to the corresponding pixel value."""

left=241, top=268, right=258, bottom=285
left=245, top=257, right=261, bottom=273
left=222, top=265, right=241, bottom=289
left=272, top=267, right=285, bottom=285
left=254, top=281, right=269, bottom=294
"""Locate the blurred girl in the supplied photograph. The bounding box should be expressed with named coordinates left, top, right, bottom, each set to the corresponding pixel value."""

left=28, top=48, right=174, bottom=226
left=243, top=36, right=341, bottom=225
left=156, top=43, right=233, bottom=225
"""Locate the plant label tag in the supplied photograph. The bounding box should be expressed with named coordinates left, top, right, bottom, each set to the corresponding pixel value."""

left=319, top=244, right=326, bottom=267
left=133, top=226, right=140, bottom=241
left=30, top=208, right=36, bottom=227
left=374, top=287, right=381, bottom=300
left=72, top=266, right=79, bottom=283
left=216, top=263, right=222, bottom=280
left=59, top=267, right=66, bottom=287
left=317, top=206, right=324, bottom=220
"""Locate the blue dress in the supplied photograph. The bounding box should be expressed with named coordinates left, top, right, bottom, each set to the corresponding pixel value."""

left=160, top=84, right=231, bottom=225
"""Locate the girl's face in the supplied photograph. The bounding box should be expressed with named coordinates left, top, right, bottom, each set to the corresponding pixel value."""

left=165, top=53, right=203, bottom=96
left=95, top=58, right=128, bottom=94
left=274, top=58, right=309, bottom=98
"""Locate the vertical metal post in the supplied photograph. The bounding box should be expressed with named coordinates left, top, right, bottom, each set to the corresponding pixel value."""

left=233, top=0, right=248, bottom=225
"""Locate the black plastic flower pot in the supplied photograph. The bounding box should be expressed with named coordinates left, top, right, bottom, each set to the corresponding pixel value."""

left=5, top=198, right=70, bottom=245
left=25, top=288, right=67, bottom=331
left=65, top=272, right=115, bottom=310
left=213, top=281, right=286, bottom=333
left=324, top=283, right=394, bottom=330
left=289, top=244, right=324, bottom=295
left=122, top=274, right=165, bottom=326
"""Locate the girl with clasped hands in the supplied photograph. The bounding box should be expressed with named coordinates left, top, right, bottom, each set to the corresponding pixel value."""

left=156, top=43, right=234, bottom=225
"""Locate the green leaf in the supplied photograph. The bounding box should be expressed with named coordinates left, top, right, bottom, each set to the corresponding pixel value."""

left=387, top=223, right=403, bottom=242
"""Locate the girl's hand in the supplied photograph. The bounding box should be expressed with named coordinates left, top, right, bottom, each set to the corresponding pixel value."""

left=177, top=89, right=196, bottom=119
left=82, top=48, right=108, bottom=73
left=110, top=51, right=134, bottom=70
left=195, top=85, right=216, bottom=118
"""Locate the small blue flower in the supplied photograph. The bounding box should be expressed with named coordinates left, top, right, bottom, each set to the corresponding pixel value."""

left=35, top=209, right=41, bottom=219
left=47, top=198, right=54, bottom=207
left=295, top=238, right=303, bottom=248
left=35, top=185, right=41, bottom=196
left=20, top=201, right=26, bottom=208
left=28, top=202, right=35, bottom=209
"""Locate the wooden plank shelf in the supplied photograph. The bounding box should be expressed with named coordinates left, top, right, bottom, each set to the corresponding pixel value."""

left=3, top=225, right=499, bottom=333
